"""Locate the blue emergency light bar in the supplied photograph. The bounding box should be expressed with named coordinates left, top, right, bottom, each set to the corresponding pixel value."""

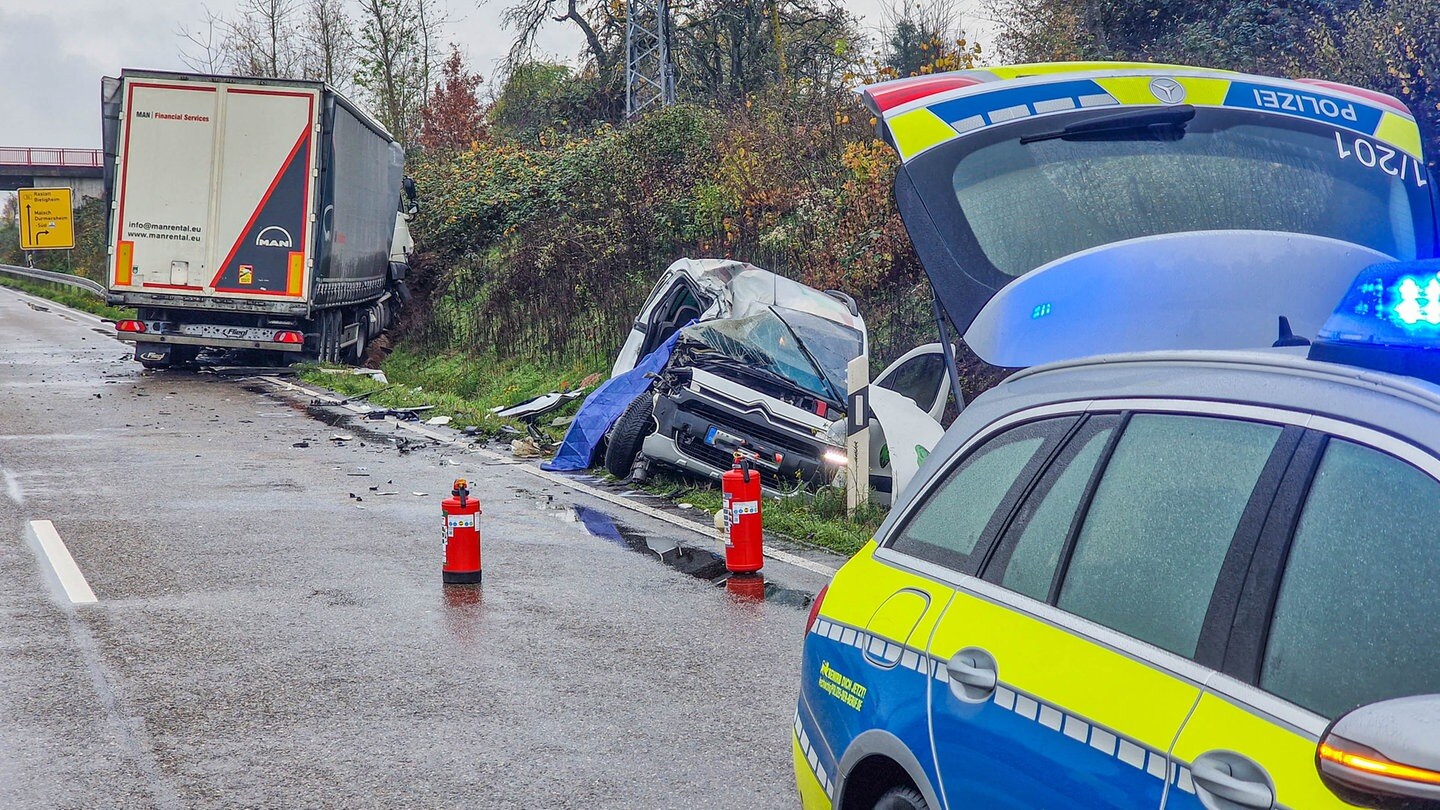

left=1310, top=259, right=1440, bottom=382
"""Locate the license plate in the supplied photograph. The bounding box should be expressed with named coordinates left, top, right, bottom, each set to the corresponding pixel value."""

left=704, top=425, right=742, bottom=448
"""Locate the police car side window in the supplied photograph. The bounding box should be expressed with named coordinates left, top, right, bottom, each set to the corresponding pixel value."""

left=1262, top=439, right=1440, bottom=720
left=888, top=418, right=1073, bottom=572
left=991, top=416, right=1120, bottom=602
left=1056, top=415, right=1282, bottom=658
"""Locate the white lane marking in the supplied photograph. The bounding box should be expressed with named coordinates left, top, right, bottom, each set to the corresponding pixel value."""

left=27, top=520, right=98, bottom=604
left=2, top=467, right=22, bottom=504
left=260, top=377, right=843, bottom=577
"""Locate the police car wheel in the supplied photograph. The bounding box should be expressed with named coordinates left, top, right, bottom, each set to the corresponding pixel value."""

left=873, top=786, right=928, bottom=810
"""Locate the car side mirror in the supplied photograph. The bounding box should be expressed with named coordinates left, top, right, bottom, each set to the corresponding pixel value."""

left=1318, top=695, right=1440, bottom=809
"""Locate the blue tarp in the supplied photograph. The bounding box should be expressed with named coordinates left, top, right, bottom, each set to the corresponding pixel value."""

left=542, top=332, right=681, bottom=472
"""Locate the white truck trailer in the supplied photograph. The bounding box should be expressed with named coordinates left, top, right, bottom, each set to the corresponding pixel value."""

left=101, top=69, right=415, bottom=367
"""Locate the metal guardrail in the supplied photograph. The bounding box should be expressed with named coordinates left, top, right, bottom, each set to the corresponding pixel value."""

left=0, top=263, right=106, bottom=298
left=0, top=147, right=104, bottom=168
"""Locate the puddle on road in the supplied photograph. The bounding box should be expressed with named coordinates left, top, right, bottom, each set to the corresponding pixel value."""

left=557, top=503, right=813, bottom=609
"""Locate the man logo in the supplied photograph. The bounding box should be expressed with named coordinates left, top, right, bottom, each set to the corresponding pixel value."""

left=255, top=226, right=294, bottom=248
left=1149, top=78, right=1187, bottom=105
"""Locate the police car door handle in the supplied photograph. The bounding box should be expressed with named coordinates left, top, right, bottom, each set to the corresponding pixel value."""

left=1190, top=757, right=1275, bottom=810
left=945, top=648, right=997, bottom=703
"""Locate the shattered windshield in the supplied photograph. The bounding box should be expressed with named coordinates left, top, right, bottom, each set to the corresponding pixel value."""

left=680, top=307, right=862, bottom=403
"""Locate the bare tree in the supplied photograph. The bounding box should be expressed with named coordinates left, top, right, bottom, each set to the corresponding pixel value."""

left=176, top=5, right=228, bottom=74
left=880, top=0, right=968, bottom=77
left=226, top=0, right=309, bottom=77
left=501, top=0, right=620, bottom=75
left=303, top=0, right=356, bottom=89
left=354, top=0, right=445, bottom=145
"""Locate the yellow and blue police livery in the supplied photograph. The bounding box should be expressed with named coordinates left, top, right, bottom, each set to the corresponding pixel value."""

left=797, top=63, right=1440, bottom=810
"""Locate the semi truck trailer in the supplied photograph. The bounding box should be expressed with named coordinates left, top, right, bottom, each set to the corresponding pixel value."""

left=101, top=69, right=415, bottom=368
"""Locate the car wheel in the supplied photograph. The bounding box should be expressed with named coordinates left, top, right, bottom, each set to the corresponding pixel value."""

left=605, top=392, right=656, bottom=479
left=873, top=786, right=928, bottom=810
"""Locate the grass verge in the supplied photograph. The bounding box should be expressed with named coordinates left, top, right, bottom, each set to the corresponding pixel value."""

left=298, top=346, right=607, bottom=440
left=635, top=471, right=885, bottom=557
left=0, top=275, right=134, bottom=320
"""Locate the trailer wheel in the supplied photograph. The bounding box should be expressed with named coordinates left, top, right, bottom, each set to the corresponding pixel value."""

left=319, top=310, right=342, bottom=364
left=347, top=318, right=367, bottom=365
left=604, top=393, right=655, bottom=479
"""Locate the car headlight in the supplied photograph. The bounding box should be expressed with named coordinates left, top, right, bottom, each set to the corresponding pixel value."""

left=822, top=419, right=848, bottom=467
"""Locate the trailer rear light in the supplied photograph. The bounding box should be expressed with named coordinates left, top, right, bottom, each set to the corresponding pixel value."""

left=273, top=330, right=304, bottom=344
left=115, top=320, right=146, bottom=333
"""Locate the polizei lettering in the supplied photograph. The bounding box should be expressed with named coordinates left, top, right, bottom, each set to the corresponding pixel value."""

left=255, top=226, right=294, bottom=248
left=1249, top=88, right=1358, bottom=122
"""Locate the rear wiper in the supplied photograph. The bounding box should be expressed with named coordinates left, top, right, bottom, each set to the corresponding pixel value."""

left=1020, top=104, right=1195, bottom=145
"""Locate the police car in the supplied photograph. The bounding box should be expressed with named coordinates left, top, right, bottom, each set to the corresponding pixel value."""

left=795, top=63, right=1440, bottom=809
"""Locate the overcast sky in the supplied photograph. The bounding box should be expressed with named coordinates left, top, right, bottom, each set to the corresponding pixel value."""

left=0, top=0, right=993, bottom=149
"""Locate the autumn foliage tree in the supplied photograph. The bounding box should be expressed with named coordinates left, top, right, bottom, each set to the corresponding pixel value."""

left=419, top=46, right=487, bottom=153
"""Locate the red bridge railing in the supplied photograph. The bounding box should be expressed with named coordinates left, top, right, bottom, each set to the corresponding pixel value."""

left=0, top=147, right=104, bottom=168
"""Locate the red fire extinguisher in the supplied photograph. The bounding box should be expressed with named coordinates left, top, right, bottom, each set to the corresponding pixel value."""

left=442, top=478, right=482, bottom=584
left=722, top=452, right=764, bottom=573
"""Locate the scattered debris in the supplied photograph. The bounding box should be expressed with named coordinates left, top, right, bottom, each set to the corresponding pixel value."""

left=335, top=384, right=401, bottom=405
left=330, top=433, right=354, bottom=442
left=363, top=405, right=433, bottom=422
left=678, top=502, right=694, bottom=510
left=511, top=437, right=545, bottom=458
left=26, top=302, right=49, bottom=312
left=463, top=426, right=480, bottom=436
left=318, top=367, right=389, bottom=384
left=395, top=436, right=430, bottom=454
left=412, top=491, right=429, bottom=497
left=425, top=415, right=452, bottom=426
left=292, top=440, right=310, bottom=448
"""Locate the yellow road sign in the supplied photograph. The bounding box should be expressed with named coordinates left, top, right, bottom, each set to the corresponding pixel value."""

left=18, top=187, right=75, bottom=250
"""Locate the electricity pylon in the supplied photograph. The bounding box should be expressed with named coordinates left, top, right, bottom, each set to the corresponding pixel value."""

left=625, top=0, right=675, bottom=119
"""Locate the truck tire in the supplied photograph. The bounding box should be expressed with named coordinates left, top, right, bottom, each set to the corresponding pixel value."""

left=604, top=392, right=655, bottom=479
left=347, top=318, right=367, bottom=365
left=318, top=310, right=341, bottom=364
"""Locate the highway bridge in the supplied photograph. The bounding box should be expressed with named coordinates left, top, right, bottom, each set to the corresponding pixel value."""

left=0, top=147, right=105, bottom=203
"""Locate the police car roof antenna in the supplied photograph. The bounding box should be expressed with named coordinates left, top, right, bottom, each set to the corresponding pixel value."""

left=932, top=289, right=967, bottom=413
left=1274, top=315, right=1311, bottom=348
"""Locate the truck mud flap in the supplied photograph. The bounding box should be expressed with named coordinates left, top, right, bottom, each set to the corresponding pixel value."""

left=394, top=279, right=413, bottom=305
left=136, top=345, right=171, bottom=364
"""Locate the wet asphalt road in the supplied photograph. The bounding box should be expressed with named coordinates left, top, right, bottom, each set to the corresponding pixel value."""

left=0, top=286, right=835, bottom=809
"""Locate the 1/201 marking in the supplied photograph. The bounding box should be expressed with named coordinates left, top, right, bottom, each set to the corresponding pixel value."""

left=1336, top=132, right=1428, bottom=189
